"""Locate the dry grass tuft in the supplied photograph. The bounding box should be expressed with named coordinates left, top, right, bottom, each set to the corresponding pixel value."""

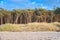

left=0, top=22, right=60, bottom=32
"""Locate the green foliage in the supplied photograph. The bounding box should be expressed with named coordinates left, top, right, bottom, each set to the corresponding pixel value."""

left=0, top=8, right=60, bottom=24
left=54, top=7, right=60, bottom=14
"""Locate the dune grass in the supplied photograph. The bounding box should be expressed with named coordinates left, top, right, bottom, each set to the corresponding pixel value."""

left=0, top=22, right=60, bottom=32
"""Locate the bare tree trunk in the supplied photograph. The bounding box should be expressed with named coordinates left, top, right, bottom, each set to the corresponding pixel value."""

left=56, top=15, right=58, bottom=22
left=40, top=16, right=43, bottom=22
left=44, top=15, right=46, bottom=22
left=50, top=12, right=54, bottom=23
left=20, top=16, right=22, bottom=24
left=24, top=13, right=27, bottom=24
left=10, top=15, right=13, bottom=24
left=7, top=17, right=10, bottom=23
left=14, top=15, right=20, bottom=24
left=51, top=16, right=53, bottom=22
left=28, top=16, right=31, bottom=23
left=4, top=17, right=7, bottom=24
left=1, top=16, right=3, bottom=25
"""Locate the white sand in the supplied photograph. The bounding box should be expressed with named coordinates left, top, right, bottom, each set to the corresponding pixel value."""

left=0, top=32, right=60, bottom=40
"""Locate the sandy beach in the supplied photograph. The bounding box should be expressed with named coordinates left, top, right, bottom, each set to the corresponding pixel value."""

left=0, top=32, right=60, bottom=40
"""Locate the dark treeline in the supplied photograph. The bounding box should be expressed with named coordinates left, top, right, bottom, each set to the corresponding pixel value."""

left=0, top=7, right=60, bottom=25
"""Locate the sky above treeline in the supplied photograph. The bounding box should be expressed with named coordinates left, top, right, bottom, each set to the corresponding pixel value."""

left=0, top=0, right=60, bottom=10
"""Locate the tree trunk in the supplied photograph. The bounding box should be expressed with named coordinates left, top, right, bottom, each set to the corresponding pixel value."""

left=14, top=14, right=20, bottom=24
left=51, top=16, right=53, bottom=22
left=4, top=17, right=7, bottom=24
left=1, top=16, right=3, bottom=25
left=20, top=15, right=22, bottom=24
left=44, top=15, right=46, bottom=22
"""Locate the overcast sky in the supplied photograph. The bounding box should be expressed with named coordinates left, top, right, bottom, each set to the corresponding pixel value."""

left=0, top=0, right=60, bottom=10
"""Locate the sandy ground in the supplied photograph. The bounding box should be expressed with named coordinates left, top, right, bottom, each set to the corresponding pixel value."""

left=0, top=32, right=60, bottom=40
